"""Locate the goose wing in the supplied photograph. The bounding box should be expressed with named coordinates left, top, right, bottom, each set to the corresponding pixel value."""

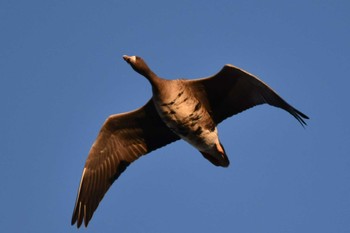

left=71, top=100, right=180, bottom=227
left=188, top=64, right=309, bottom=126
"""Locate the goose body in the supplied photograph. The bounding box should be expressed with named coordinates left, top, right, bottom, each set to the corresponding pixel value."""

left=71, top=55, right=309, bottom=227
left=153, top=79, right=229, bottom=166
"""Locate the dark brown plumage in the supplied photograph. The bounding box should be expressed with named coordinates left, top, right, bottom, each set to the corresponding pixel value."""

left=71, top=55, right=309, bottom=227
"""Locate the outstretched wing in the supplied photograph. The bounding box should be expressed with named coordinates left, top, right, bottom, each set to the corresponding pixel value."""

left=71, top=100, right=180, bottom=227
left=188, top=64, right=309, bottom=126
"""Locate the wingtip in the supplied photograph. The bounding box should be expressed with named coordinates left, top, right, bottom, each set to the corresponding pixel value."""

left=296, top=109, right=310, bottom=120
left=71, top=217, right=88, bottom=229
left=294, top=111, right=309, bottom=128
left=71, top=206, right=78, bottom=227
left=294, top=108, right=309, bottom=128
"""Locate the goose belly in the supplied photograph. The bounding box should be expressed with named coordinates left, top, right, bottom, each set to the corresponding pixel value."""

left=154, top=92, right=218, bottom=151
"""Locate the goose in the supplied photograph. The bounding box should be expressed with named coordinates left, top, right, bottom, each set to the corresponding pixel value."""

left=71, top=55, right=309, bottom=227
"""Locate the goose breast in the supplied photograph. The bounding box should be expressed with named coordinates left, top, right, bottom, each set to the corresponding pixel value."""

left=153, top=81, right=218, bottom=151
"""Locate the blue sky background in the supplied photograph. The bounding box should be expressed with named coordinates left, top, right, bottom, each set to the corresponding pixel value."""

left=1, top=1, right=349, bottom=232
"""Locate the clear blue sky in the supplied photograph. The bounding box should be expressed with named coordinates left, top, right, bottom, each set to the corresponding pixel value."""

left=1, top=1, right=349, bottom=232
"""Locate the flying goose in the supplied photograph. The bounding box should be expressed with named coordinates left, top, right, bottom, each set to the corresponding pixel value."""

left=71, top=55, right=309, bottom=227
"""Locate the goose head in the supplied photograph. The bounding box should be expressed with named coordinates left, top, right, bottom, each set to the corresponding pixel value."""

left=123, top=55, right=155, bottom=79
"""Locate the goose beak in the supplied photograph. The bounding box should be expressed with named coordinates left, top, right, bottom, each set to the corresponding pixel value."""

left=123, top=55, right=136, bottom=64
